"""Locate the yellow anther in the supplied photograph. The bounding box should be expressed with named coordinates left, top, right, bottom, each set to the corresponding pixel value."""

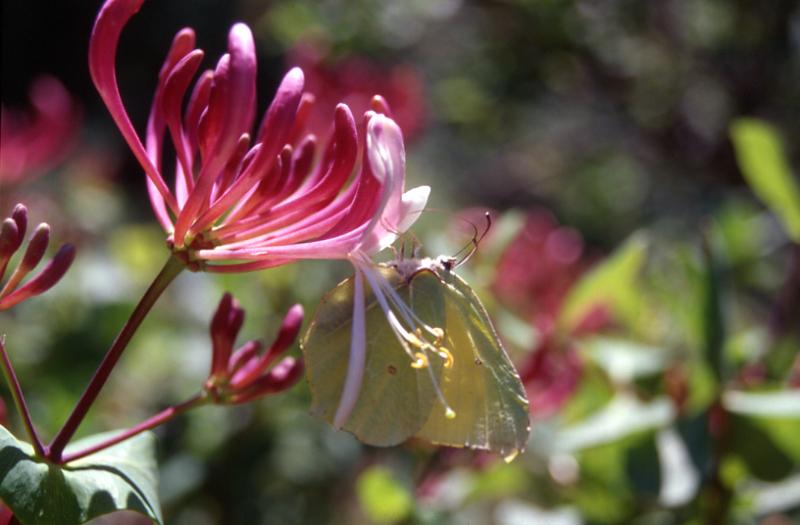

left=445, top=407, right=457, bottom=419
left=404, top=330, right=425, bottom=349
left=410, top=352, right=429, bottom=369
left=437, top=347, right=455, bottom=369
left=430, top=327, right=445, bottom=345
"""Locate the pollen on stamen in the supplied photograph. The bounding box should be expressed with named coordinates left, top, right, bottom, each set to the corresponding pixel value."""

left=437, top=347, right=454, bottom=368
left=445, top=407, right=456, bottom=419
left=410, top=352, right=429, bottom=369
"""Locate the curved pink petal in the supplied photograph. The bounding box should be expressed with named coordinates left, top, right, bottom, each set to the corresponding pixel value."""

left=89, top=0, right=177, bottom=212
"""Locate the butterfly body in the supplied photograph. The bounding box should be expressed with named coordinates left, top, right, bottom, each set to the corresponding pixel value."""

left=301, top=257, right=530, bottom=461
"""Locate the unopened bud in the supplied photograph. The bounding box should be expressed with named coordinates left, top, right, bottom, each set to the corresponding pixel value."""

left=10, top=204, right=28, bottom=241
left=370, top=95, right=393, bottom=117
left=21, top=224, right=51, bottom=271
left=228, top=340, right=261, bottom=375
left=231, top=357, right=304, bottom=404
left=0, top=219, right=20, bottom=261
left=230, top=304, right=303, bottom=389
left=0, top=244, right=75, bottom=310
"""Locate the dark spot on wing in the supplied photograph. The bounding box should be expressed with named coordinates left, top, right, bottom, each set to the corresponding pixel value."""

left=387, top=365, right=397, bottom=375
left=474, top=358, right=483, bottom=366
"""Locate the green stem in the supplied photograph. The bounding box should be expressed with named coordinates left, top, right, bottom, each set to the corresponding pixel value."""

left=61, top=392, right=208, bottom=464
left=47, top=254, right=185, bottom=463
left=0, top=337, right=45, bottom=457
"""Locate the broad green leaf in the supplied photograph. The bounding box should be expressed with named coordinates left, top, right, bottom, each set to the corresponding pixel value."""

left=0, top=425, right=162, bottom=525
left=559, top=234, right=647, bottom=332
left=730, top=118, right=800, bottom=241
left=356, top=466, right=413, bottom=524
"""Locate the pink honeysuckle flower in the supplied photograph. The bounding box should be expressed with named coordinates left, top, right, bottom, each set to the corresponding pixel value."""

left=0, top=76, right=81, bottom=187
left=90, top=0, right=428, bottom=274
left=0, top=203, right=76, bottom=310
left=204, top=292, right=304, bottom=404
left=92, top=0, right=433, bottom=426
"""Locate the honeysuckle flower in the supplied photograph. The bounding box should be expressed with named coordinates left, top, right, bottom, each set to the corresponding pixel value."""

left=90, top=0, right=428, bottom=275
left=92, top=0, right=432, bottom=427
left=0, top=203, right=75, bottom=310
left=0, top=76, right=81, bottom=187
left=204, top=293, right=304, bottom=404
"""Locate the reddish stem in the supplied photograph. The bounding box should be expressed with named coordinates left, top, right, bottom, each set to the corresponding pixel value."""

left=47, top=254, right=185, bottom=463
left=61, top=392, right=207, bottom=464
left=0, top=338, right=45, bottom=457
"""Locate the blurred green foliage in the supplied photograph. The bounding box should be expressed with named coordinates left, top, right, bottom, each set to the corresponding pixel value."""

left=2, top=0, right=800, bottom=524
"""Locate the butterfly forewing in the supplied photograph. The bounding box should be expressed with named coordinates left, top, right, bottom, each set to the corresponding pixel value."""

left=411, top=269, right=531, bottom=461
left=301, top=267, right=441, bottom=446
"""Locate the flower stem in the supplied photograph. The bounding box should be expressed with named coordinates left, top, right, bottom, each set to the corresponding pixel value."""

left=47, top=254, right=185, bottom=463
left=61, top=392, right=208, bottom=464
left=0, top=337, right=45, bottom=457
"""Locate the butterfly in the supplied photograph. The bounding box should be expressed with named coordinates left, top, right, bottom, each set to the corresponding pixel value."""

left=301, top=255, right=530, bottom=462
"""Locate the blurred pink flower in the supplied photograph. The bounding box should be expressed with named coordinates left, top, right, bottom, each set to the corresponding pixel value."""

left=205, top=293, right=304, bottom=404
left=0, top=76, right=81, bottom=186
left=288, top=42, right=427, bottom=142
left=91, top=0, right=428, bottom=273
left=493, top=210, right=588, bottom=324
left=491, top=210, right=611, bottom=418
left=0, top=203, right=75, bottom=311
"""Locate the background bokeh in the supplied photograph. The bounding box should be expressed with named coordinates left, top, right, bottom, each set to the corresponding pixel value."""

left=2, top=1, right=799, bottom=524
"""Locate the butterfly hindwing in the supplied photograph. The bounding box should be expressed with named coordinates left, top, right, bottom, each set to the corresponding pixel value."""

left=409, top=268, right=530, bottom=461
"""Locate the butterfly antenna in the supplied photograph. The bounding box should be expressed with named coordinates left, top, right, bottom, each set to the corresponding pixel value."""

left=455, top=212, right=492, bottom=268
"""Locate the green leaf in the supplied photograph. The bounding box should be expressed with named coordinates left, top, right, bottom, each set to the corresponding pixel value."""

left=0, top=425, right=162, bottom=525
left=559, top=234, right=647, bottom=332
left=730, top=118, right=800, bottom=241
left=728, top=416, right=794, bottom=482
left=724, top=389, right=800, bottom=464
left=356, top=466, right=413, bottom=524
left=701, top=237, right=726, bottom=381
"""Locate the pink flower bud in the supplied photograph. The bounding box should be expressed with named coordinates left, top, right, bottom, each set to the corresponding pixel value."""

left=228, top=340, right=262, bottom=375
left=230, top=357, right=304, bottom=404
left=204, top=296, right=304, bottom=404
left=0, top=224, right=51, bottom=298
left=11, top=204, right=28, bottom=240
left=0, top=219, right=20, bottom=273
left=20, top=224, right=50, bottom=272
left=209, top=292, right=244, bottom=377
left=0, top=244, right=75, bottom=310
left=230, top=304, right=303, bottom=389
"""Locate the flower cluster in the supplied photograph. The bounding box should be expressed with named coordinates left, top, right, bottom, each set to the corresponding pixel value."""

left=91, top=0, right=432, bottom=433
left=0, top=204, right=75, bottom=311
left=90, top=0, right=429, bottom=275
left=204, top=293, right=304, bottom=404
